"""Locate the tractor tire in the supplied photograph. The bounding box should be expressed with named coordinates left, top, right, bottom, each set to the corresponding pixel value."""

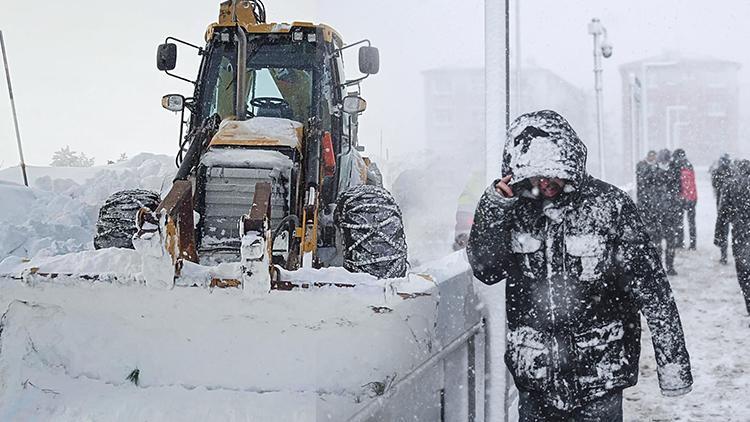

left=94, top=189, right=161, bottom=250
left=335, top=185, right=408, bottom=279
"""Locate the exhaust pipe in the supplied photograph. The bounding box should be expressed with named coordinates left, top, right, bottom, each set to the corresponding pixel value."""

left=234, top=1, right=248, bottom=121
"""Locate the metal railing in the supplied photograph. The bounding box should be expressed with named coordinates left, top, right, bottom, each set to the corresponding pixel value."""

left=348, top=318, right=490, bottom=422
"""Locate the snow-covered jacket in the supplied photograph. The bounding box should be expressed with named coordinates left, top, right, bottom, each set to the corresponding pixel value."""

left=467, top=110, right=693, bottom=410
left=716, top=160, right=750, bottom=250
left=711, top=156, right=733, bottom=202
left=636, top=160, right=661, bottom=231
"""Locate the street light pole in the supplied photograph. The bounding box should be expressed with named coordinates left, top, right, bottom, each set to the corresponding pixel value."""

left=0, top=30, right=28, bottom=187
left=588, top=18, right=611, bottom=180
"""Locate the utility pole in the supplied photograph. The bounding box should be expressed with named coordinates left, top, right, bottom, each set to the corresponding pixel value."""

left=0, top=30, right=28, bottom=186
left=588, top=18, right=612, bottom=181
left=485, top=1, right=511, bottom=420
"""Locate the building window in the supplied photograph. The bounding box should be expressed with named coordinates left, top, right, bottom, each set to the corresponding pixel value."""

left=433, top=108, right=453, bottom=125
left=707, top=102, right=726, bottom=117
left=432, top=77, right=453, bottom=95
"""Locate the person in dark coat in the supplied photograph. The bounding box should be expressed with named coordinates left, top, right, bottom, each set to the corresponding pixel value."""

left=711, top=154, right=733, bottom=264
left=636, top=151, right=660, bottom=239
left=672, top=149, right=697, bottom=250
left=649, top=149, right=681, bottom=275
left=715, top=159, right=750, bottom=314
left=711, top=154, right=733, bottom=205
left=467, top=110, right=693, bottom=421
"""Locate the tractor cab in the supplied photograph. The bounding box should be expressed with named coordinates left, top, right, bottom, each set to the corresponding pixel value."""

left=148, top=0, right=397, bottom=277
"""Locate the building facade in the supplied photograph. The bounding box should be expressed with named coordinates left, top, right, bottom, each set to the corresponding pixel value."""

left=422, top=66, right=593, bottom=176
left=620, top=53, right=741, bottom=167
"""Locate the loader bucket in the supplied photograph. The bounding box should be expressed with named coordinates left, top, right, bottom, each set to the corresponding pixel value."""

left=0, top=251, right=487, bottom=420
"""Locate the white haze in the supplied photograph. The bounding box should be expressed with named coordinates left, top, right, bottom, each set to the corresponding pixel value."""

left=2, top=1, right=750, bottom=173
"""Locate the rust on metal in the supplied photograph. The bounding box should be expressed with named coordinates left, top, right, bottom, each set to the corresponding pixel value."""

left=244, top=182, right=272, bottom=234
left=155, top=180, right=198, bottom=263
left=209, top=278, right=242, bottom=288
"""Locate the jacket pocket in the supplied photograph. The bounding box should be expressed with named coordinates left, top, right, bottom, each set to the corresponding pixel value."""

left=565, top=234, right=607, bottom=282
left=506, top=326, right=550, bottom=391
left=573, top=321, right=628, bottom=391
left=511, top=231, right=543, bottom=279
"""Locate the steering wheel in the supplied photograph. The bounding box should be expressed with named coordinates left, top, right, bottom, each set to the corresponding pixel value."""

left=250, top=97, right=290, bottom=109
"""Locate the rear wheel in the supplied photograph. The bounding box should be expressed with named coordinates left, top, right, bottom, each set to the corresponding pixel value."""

left=335, top=185, right=408, bottom=279
left=94, top=189, right=161, bottom=249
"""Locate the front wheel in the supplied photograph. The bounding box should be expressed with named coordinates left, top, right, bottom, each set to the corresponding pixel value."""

left=334, top=185, right=408, bottom=279
left=94, top=189, right=161, bottom=249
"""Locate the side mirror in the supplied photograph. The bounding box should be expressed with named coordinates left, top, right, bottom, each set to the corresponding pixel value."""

left=358, top=46, right=379, bottom=75
left=343, top=95, right=367, bottom=114
left=157, top=43, right=177, bottom=71
left=161, top=94, right=185, bottom=112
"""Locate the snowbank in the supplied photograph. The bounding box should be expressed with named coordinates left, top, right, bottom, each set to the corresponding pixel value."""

left=0, top=154, right=174, bottom=261
left=0, top=283, right=435, bottom=420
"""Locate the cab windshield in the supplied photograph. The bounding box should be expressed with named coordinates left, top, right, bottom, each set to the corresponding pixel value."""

left=200, top=35, right=316, bottom=124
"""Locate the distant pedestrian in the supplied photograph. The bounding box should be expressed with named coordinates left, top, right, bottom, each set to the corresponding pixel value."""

left=711, top=154, right=733, bottom=264
left=715, top=159, right=750, bottom=314
left=711, top=154, right=733, bottom=205
left=468, top=110, right=693, bottom=421
left=636, top=151, right=660, bottom=238
left=672, top=149, right=697, bottom=250
left=653, top=149, right=681, bottom=275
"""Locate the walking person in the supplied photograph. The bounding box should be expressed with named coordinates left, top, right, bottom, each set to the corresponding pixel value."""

left=711, top=154, right=733, bottom=206
left=653, top=149, right=681, bottom=275
left=715, top=159, right=750, bottom=315
left=711, top=154, right=733, bottom=264
left=636, top=151, right=660, bottom=244
left=672, top=149, right=697, bottom=250
left=467, top=110, right=693, bottom=421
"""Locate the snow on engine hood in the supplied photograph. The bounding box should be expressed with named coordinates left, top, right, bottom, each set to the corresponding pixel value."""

left=210, top=117, right=303, bottom=148
left=501, top=110, right=588, bottom=187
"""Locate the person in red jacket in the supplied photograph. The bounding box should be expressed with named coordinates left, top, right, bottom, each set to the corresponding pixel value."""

left=672, top=149, right=697, bottom=250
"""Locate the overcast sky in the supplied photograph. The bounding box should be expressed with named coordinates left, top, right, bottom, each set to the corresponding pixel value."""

left=1, top=1, right=749, bottom=178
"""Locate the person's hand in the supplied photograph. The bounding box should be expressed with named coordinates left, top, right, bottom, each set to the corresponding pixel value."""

left=495, top=175, right=514, bottom=198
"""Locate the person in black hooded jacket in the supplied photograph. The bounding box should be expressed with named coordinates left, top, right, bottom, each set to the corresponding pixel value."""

left=715, top=159, right=750, bottom=314
left=711, top=154, right=733, bottom=264
left=467, top=110, right=692, bottom=421
left=652, top=149, right=681, bottom=275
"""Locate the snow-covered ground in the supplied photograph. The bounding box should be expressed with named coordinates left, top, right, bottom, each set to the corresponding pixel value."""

left=1, top=157, right=747, bottom=420
left=0, top=159, right=489, bottom=420
left=623, top=169, right=750, bottom=421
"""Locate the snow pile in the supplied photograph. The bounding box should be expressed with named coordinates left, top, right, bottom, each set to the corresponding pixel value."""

left=0, top=154, right=174, bottom=261
left=212, top=117, right=302, bottom=147
left=201, top=148, right=293, bottom=169
left=0, top=249, right=142, bottom=283
left=0, top=252, right=484, bottom=421
left=0, top=283, right=437, bottom=421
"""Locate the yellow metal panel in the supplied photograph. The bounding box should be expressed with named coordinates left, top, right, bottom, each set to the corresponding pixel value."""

left=218, top=0, right=258, bottom=27
left=208, top=122, right=303, bottom=149
left=319, top=24, right=344, bottom=46
left=209, top=138, right=281, bottom=147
